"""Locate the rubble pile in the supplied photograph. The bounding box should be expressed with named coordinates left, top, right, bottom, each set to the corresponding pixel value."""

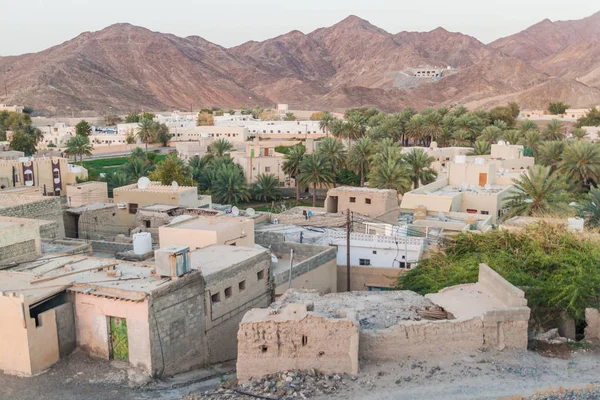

left=191, top=369, right=355, bottom=399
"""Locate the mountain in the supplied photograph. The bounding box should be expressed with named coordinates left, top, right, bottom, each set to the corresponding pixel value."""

left=1, top=12, right=600, bottom=115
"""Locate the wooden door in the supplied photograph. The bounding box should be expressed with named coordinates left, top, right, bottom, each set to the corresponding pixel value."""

left=479, top=173, right=487, bottom=187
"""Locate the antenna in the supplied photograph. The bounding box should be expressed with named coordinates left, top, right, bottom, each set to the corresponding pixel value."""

left=171, top=181, right=179, bottom=189
left=246, top=207, right=256, bottom=217
left=137, top=177, right=150, bottom=189
left=231, top=206, right=240, bottom=216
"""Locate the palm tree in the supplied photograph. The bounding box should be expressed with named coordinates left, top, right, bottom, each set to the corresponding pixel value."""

left=120, top=157, right=154, bottom=180
left=542, top=119, right=566, bottom=141
left=282, top=144, right=306, bottom=201
left=208, top=138, right=233, bottom=158
left=502, top=165, right=570, bottom=219
left=571, top=128, right=589, bottom=141
left=65, top=135, right=93, bottom=164
left=319, top=113, right=335, bottom=135
left=297, top=153, right=335, bottom=206
left=501, top=129, right=522, bottom=145
left=468, top=140, right=491, bottom=156
left=329, top=119, right=346, bottom=140
left=104, top=172, right=133, bottom=197
left=536, top=141, right=564, bottom=173
left=559, top=141, right=600, bottom=189
left=137, top=118, right=156, bottom=152
left=518, top=119, right=539, bottom=135
left=493, top=120, right=509, bottom=131
left=422, top=111, right=443, bottom=145
left=452, top=129, right=471, bottom=146
left=367, top=159, right=412, bottom=194
left=129, top=147, right=146, bottom=160
left=406, top=114, right=427, bottom=146
left=403, top=148, right=437, bottom=189
left=477, top=126, right=503, bottom=144
left=577, top=187, right=600, bottom=228
left=253, top=173, right=282, bottom=202
left=317, top=137, right=346, bottom=187
left=211, top=164, right=250, bottom=205
left=348, top=138, right=374, bottom=186
left=453, top=113, right=484, bottom=141
left=518, top=130, right=542, bottom=156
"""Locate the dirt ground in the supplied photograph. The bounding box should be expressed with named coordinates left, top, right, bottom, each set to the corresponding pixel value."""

left=3, top=344, right=600, bottom=400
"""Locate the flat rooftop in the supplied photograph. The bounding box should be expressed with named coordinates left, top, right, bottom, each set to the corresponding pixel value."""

left=66, top=203, right=114, bottom=214
left=328, top=186, right=396, bottom=194
left=425, top=184, right=511, bottom=197
left=166, top=216, right=250, bottom=232
left=190, top=245, right=266, bottom=277
left=277, top=290, right=436, bottom=330
left=114, top=182, right=195, bottom=194
left=2, top=254, right=176, bottom=302
left=0, top=193, right=49, bottom=207
left=140, top=204, right=182, bottom=212
left=426, top=283, right=504, bottom=320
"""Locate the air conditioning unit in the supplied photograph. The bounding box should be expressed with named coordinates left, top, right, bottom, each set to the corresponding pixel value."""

left=154, top=246, right=191, bottom=278
left=117, top=203, right=127, bottom=209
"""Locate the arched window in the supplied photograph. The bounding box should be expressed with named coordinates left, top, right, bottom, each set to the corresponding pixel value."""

left=24, top=169, right=34, bottom=186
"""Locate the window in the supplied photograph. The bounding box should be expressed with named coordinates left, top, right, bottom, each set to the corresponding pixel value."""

left=466, top=208, right=477, bottom=214
left=239, top=280, right=246, bottom=291
left=211, top=292, right=220, bottom=304
left=265, top=167, right=271, bottom=173
left=224, top=287, right=232, bottom=298
left=359, top=259, right=371, bottom=266
left=365, top=198, right=371, bottom=204
left=481, top=211, right=489, bottom=215
left=144, top=220, right=151, bottom=228
left=349, top=197, right=356, bottom=203
left=230, top=242, right=236, bottom=246
left=53, top=169, right=60, bottom=180
left=372, top=250, right=377, bottom=255
left=257, top=270, right=265, bottom=280
left=128, top=203, right=138, bottom=214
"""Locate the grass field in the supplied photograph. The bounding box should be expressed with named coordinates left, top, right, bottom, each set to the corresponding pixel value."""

left=81, top=155, right=168, bottom=177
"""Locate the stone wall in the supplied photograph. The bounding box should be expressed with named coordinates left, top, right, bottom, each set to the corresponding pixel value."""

left=0, top=239, right=37, bottom=265
left=478, top=263, right=528, bottom=307
left=337, top=266, right=406, bottom=291
left=585, top=308, right=600, bottom=340
left=55, top=302, right=76, bottom=358
left=76, top=205, right=125, bottom=240
left=237, top=304, right=359, bottom=381
left=39, top=220, right=61, bottom=239
left=88, top=240, right=133, bottom=255
left=0, top=196, right=65, bottom=238
left=148, top=271, right=208, bottom=377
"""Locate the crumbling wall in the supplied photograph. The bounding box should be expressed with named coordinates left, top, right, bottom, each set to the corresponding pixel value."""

left=39, top=220, right=61, bottom=239
left=585, top=308, right=600, bottom=340
left=478, top=264, right=528, bottom=307
left=337, top=265, right=406, bottom=291
left=77, top=206, right=124, bottom=240
left=0, top=196, right=65, bottom=238
left=148, top=271, right=208, bottom=377
left=237, top=304, right=359, bottom=381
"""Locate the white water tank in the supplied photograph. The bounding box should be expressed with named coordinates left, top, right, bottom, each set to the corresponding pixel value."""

left=133, top=232, right=152, bottom=255
left=454, top=155, right=467, bottom=164
left=474, top=157, right=485, bottom=165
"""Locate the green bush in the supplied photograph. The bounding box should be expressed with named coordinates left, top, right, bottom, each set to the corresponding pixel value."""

left=398, top=222, right=600, bottom=323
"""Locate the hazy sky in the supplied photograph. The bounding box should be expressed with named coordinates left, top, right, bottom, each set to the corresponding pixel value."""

left=1, top=0, right=598, bottom=56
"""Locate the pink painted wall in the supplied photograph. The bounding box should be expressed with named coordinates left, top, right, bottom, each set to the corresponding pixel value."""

left=73, top=293, right=152, bottom=371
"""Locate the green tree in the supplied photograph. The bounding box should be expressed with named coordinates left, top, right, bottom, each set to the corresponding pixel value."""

left=298, top=153, right=335, bottom=206
left=502, top=165, right=570, bottom=219
left=319, top=112, right=335, bottom=135
left=452, top=129, right=471, bottom=146
left=559, top=141, right=600, bottom=189
left=571, top=128, right=588, bottom=141
left=104, top=114, right=122, bottom=126
left=518, top=130, right=542, bottom=156
left=542, top=119, right=565, bottom=141
left=211, top=164, right=249, bottom=205
left=576, top=106, right=600, bottom=128
left=577, top=187, right=600, bottom=228
left=348, top=138, right=374, bottom=186
left=310, top=111, right=326, bottom=121
left=125, top=113, right=140, bottom=123
left=129, top=147, right=146, bottom=160
left=489, top=105, right=517, bottom=126
left=149, top=154, right=189, bottom=185
left=282, top=144, right=306, bottom=201
left=75, top=120, right=92, bottom=137
left=548, top=102, right=570, bottom=115
left=477, top=126, right=503, bottom=144
left=367, top=158, right=411, bottom=194
left=120, top=157, right=154, bottom=180
left=283, top=112, right=297, bottom=121
left=501, top=129, right=522, bottom=145
left=207, top=138, right=233, bottom=159
left=196, top=112, right=214, bottom=126
left=65, top=135, right=93, bottom=163
left=468, top=140, right=491, bottom=156
left=317, top=137, right=346, bottom=187
left=154, top=123, right=172, bottom=146
left=141, top=112, right=155, bottom=120
left=137, top=118, right=156, bottom=152
left=406, top=114, right=427, bottom=145
left=403, top=148, right=437, bottom=189
left=536, top=141, right=564, bottom=173
left=9, top=132, right=36, bottom=155
left=518, top=119, right=539, bottom=135
left=253, top=173, right=282, bottom=202
left=104, top=172, right=133, bottom=197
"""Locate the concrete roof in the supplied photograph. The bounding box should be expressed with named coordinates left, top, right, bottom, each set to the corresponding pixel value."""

left=140, top=204, right=182, bottom=212
left=66, top=203, right=115, bottom=214
left=114, top=182, right=195, bottom=194
left=328, top=186, right=397, bottom=194
left=190, top=245, right=266, bottom=277
left=2, top=255, right=177, bottom=302
left=166, top=216, right=250, bottom=232
left=426, top=283, right=504, bottom=320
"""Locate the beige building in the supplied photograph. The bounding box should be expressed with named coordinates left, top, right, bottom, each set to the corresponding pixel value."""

left=0, top=104, right=23, bottom=113
left=325, top=187, right=400, bottom=223
left=113, top=182, right=200, bottom=227
left=0, top=217, right=42, bottom=265
left=0, top=157, right=86, bottom=195
left=237, top=264, right=530, bottom=381
left=401, top=144, right=472, bottom=173
left=230, top=143, right=288, bottom=185
left=64, top=203, right=124, bottom=240
left=401, top=159, right=520, bottom=223
left=469, top=143, right=534, bottom=172
left=66, top=181, right=108, bottom=207
left=0, top=150, right=25, bottom=160
left=159, top=215, right=254, bottom=250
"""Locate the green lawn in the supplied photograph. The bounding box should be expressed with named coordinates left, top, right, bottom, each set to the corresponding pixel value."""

left=81, top=154, right=168, bottom=169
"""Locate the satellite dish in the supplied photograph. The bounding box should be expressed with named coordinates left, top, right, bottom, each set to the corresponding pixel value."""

left=171, top=181, right=179, bottom=189
left=246, top=208, right=256, bottom=217
left=231, top=206, right=240, bottom=216
left=138, top=177, right=151, bottom=190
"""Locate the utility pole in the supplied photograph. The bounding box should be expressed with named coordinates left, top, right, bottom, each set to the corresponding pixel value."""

left=346, top=208, right=351, bottom=292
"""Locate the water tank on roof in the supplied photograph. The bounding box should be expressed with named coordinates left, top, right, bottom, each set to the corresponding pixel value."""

left=133, top=232, right=152, bottom=255
left=474, top=157, right=485, bottom=165
left=454, top=155, right=467, bottom=164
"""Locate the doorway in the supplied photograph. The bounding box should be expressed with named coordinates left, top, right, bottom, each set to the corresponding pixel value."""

left=109, top=317, right=129, bottom=361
